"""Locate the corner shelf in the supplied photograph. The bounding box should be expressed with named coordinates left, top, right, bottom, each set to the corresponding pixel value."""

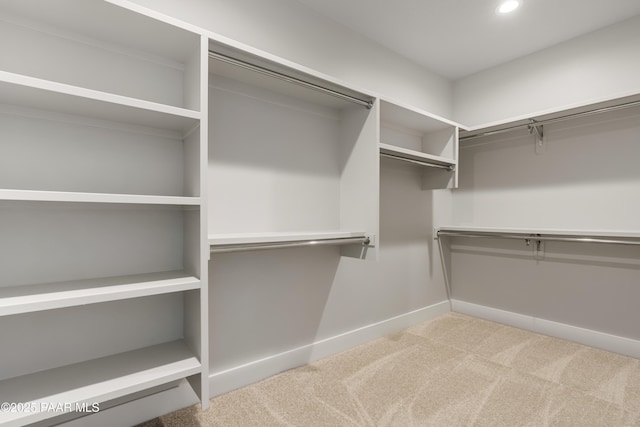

left=0, top=340, right=201, bottom=427
left=0, top=271, right=200, bottom=317
left=379, top=98, right=460, bottom=189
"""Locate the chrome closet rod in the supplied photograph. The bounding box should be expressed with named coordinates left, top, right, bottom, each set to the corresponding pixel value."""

left=460, top=98, right=640, bottom=141
left=210, top=236, right=371, bottom=254
left=209, top=51, right=373, bottom=109
left=437, top=230, right=640, bottom=246
left=380, top=153, right=455, bottom=171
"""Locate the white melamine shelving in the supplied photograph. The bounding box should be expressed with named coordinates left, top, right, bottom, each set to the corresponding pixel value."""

left=0, top=271, right=200, bottom=317
left=0, top=340, right=200, bottom=427
left=380, top=98, right=460, bottom=189
left=0, top=72, right=200, bottom=133
left=0, top=0, right=210, bottom=422
left=208, top=41, right=378, bottom=258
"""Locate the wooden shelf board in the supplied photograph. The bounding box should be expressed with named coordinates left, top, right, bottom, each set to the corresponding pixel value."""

left=209, top=230, right=367, bottom=246
left=0, top=72, right=200, bottom=133
left=380, top=143, right=455, bottom=166
left=0, top=271, right=200, bottom=317
left=0, top=189, right=201, bottom=206
left=0, top=340, right=201, bottom=427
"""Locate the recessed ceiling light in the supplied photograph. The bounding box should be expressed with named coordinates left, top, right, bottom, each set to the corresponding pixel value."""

left=497, top=0, right=520, bottom=14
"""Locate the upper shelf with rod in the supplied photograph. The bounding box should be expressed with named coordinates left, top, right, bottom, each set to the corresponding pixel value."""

left=208, top=40, right=374, bottom=110
left=459, top=92, right=640, bottom=144
left=379, top=98, right=461, bottom=189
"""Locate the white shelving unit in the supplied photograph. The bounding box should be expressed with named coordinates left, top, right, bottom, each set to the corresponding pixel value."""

left=0, top=0, right=209, bottom=424
left=379, top=98, right=460, bottom=189
left=207, top=42, right=379, bottom=259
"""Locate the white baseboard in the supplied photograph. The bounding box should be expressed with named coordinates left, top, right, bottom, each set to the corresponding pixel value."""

left=208, top=300, right=451, bottom=397
left=451, top=299, right=640, bottom=359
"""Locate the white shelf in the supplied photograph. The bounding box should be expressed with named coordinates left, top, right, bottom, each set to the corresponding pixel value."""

left=380, top=143, right=456, bottom=167
left=0, top=190, right=201, bottom=206
left=0, top=271, right=200, bottom=317
left=380, top=98, right=461, bottom=132
left=0, top=72, right=200, bottom=133
left=209, top=230, right=367, bottom=246
left=436, top=226, right=640, bottom=239
left=0, top=340, right=201, bottom=427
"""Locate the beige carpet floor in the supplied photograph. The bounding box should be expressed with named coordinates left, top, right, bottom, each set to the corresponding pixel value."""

left=139, top=313, right=640, bottom=426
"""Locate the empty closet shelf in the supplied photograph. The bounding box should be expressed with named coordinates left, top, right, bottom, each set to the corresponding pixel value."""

left=0, top=340, right=201, bottom=427
left=209, top=231, right=370, bottom=253
left=436, top=226, right=640, bottom=246
left=0, top=190, right=201, bottom=205
left=0, top=272, right=200, bottom=317
left=380, top=144, right=455, bottom=171
left=0, top=71, right=200, bottom=132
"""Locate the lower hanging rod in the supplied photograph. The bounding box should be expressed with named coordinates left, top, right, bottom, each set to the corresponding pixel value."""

left=437, top=230, right=640, bottom=246
left=381, top=153, right=455, bottom=171
left=210, top=236, right=370, bottom=254
left=209, top=51, right=373, bottom=109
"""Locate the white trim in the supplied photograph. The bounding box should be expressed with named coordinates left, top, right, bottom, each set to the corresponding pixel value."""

left=208, top=301, right=450, bottom=397
left=451, top=300, right=640, bottom=359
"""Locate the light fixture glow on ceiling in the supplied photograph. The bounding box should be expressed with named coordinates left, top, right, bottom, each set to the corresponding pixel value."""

left=497, top=0, right=520, bottom=14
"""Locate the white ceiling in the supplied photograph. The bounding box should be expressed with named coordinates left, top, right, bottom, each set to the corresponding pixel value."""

left=293, top=0, right=640, bottom=80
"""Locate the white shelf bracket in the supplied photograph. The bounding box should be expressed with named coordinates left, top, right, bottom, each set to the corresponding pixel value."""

left=528, top=120, right=545, bottom=154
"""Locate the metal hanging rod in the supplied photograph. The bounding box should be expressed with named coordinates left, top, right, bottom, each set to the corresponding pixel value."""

left=210, top=236, right=371, bottom=254
left=460, top=98, right=640, bottom=141
left=380, top=153, right=455, bottom=171
left=209, top=51, right=373, bottom=109
left=437, top=230, right=640, bottom=246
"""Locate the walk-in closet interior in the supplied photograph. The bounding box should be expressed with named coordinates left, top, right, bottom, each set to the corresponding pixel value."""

left=1, top=0, right=639, bottom=425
